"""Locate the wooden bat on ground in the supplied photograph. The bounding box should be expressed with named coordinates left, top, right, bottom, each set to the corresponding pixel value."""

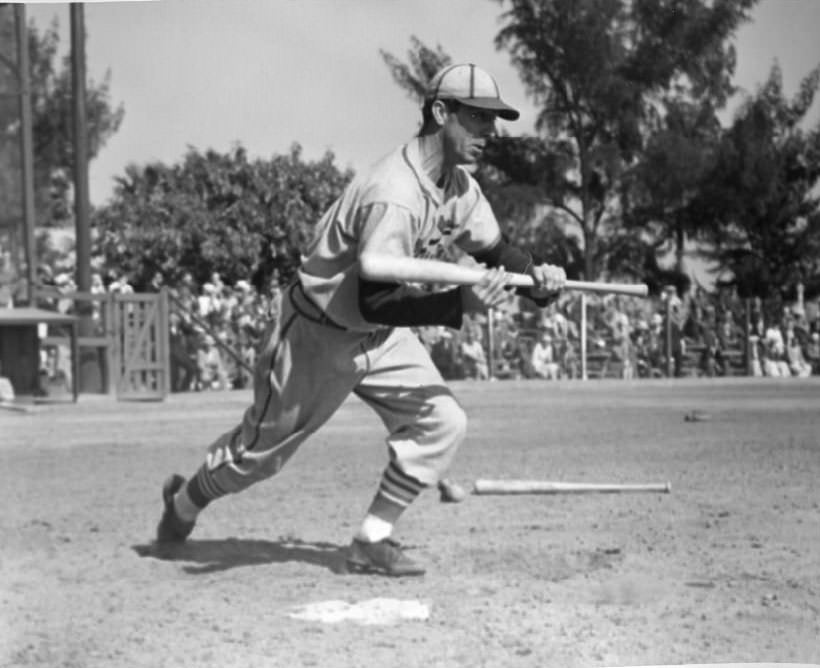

left=359, top=253, right=649, bottom=297
left=473, top=479, right=672, bottom=495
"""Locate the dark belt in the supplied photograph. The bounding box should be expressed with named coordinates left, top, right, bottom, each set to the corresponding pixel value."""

left=288, top=281, right=348, bottom=331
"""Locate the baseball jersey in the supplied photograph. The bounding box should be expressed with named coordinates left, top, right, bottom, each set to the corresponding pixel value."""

left=297, top=137, right=502, bottom=332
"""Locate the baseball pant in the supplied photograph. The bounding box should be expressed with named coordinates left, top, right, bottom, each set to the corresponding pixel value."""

left=192, top=283, right=467, bottom=504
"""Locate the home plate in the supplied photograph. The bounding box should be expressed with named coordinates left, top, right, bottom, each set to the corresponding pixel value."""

left=288, top=598, right=430, bottom=625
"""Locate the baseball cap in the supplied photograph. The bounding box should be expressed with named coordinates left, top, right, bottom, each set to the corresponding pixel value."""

left=427, top=63, right=520, bottom=121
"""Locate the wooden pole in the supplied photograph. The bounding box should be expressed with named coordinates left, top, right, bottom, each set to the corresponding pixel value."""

left=71, top=3, right=96, bottom=392
left=744, top=298, right=751, bottom=376
left=665, top=287, right=673, bottom=377
left=70, top=3, right=91, bottom=297
left=580, top=293, right=587, bottom=380
left=15, top=4, right=37, bottom=305
left=487, top=308, right=495, bottom=381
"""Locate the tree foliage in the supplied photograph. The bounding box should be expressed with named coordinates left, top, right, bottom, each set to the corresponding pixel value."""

left=0, top=10, right=124, bottom=230
left=619, top=98, right=723, bottom=267
left=381, top=1, right=756, bottom=286
left=690, top=63, right=820, bottom=301
left=489, top=0, right=756, bottom=280
left=91, top=144, right=353, bottom=292
left=380, top=36, right=451, bottom=104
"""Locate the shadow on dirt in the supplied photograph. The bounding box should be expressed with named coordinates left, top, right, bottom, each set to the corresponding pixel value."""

left=132, top=537, right=346, bottom=574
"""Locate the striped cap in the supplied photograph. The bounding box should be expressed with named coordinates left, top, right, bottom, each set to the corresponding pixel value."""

left=427, top=63, right=519, bottom=121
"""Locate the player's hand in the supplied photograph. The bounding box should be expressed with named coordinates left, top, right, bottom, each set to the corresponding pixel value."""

left=461, top=266, right=512, bottom=313
left=529, top=262, right=566, bottom=301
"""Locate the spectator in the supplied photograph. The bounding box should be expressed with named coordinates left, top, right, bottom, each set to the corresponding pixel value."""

left=715, top=309, right=742, bottom=376
left=540, top=302, right=572, bottom=340
left=663, top=288, right=686, bottom=377
left=494, top=336, right=523, bottom=379
left=210, top=271, right=225, bottom=293
left=490, top=314, right=521, bottom=379
left=0, top=250, right=14, bottom=308
left=805, top=332, right=820, bottom=374
left=784, top=324, right=812, bottom=377
left=632, top=329, right=652, bottom=378
left=198, top=335, right=229, bottom=390
left=645, top=313, right=666, bottom=376
left=180, top=271, right=197, bottom=294
left=762, top=322, right=790, bottom=377
left=54, top=273, right=76, bottom=314
left=218, top=331, right=242, bottom=389
left=171, top=276, right=199, bottom=316
left=236, top=327, right=257, bottom=389
left=809, top=310, right=820, bottom=339
left=749, top=297, right=766, bottom=339
left=562, top=339, right=580, bottom=379
left=693, top=304, right=722, bottom=377
left=88, top=272, right=107, bottom=331
left=513, top=334, right=534, bottom=378
left=531, top=330, right=560, bottom=380
left=148, top=271, right=164, bottom=293
left=35, top=265, right=58, bottom=310
left=604, top=297, right=632, bottom=378
left=748, top=335, right=763, bottom=377
left=790, top=304, right=810, bottom=338
left=603, top=296, right=631, bottom=343
left=90, top=272, right=106, bottom=294
left=107, top=271, right=134, bottom=294
left=169, top=311, right=200, bottom=392
left=460, top=329, right=488, bottom=380
left=198, top=283, right=219, bottom=321
left=429, top=329, right=460, bottom=380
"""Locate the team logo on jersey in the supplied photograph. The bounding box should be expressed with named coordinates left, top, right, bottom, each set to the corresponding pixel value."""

left=414, top=235, right=450, bottom=262
left=413, top=209, right=458, bottom=261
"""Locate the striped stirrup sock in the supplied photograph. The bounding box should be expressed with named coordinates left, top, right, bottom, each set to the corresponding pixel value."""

left=376, top=461, right=425, bottom=508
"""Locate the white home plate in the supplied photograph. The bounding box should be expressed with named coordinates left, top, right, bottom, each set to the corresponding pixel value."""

left=288, top=598, right=430, bottom=625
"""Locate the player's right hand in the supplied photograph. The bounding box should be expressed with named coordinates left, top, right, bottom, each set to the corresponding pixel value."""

left=461, top=266, right=511, bottom=313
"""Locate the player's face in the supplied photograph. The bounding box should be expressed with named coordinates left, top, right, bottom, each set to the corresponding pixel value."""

left=442, top=104, right=497, bottom=166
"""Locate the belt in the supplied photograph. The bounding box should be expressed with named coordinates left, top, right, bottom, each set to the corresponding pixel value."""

left=288, top=281, right=348, bottom=331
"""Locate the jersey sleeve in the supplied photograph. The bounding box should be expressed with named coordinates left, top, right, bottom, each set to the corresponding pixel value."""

left=357, top=201, right=415, bottom=258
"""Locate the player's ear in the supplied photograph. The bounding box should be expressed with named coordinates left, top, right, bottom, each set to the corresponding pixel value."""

left=431, top=99, right=450, bottom=126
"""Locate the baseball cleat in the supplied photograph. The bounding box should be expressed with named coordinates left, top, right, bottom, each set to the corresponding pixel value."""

left=344, top=538, right=426, bottom=577
left=155, top=474, right=195, bottom=543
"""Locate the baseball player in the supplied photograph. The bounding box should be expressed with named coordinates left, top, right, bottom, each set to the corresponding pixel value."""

left=156, top=63, right=566, bottom=577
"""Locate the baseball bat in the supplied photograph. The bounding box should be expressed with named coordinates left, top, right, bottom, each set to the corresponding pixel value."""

left=473, top=479, right=672, bottom=495
left=359, top=253, right=649, bottom=297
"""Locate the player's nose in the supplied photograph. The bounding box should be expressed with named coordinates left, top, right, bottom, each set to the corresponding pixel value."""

left=480, top=118, right=497, bottom=138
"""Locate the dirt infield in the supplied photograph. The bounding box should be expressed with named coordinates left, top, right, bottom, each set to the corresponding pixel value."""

left=2, top=378, right=819, bottom=668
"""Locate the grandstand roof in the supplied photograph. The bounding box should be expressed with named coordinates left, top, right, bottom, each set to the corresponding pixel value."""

left=0, top=308, right=77, bottom=326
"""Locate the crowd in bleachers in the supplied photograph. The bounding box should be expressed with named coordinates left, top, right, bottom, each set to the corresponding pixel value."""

left=415, top=285, right=820, bottom=382
left=26, top=266, right=283, bottom=393
left=162, top=271, right=283, bottom=392
left=15, top=263, right=820, bottom=393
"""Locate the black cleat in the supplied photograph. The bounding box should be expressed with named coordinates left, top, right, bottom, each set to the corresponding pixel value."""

left=344, top=538, right=426, bottom=577
left=155, top=474, right=195, bottom=543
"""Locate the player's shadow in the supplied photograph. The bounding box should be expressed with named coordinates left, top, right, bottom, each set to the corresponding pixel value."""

left=132, top=537, right=346, bottom=575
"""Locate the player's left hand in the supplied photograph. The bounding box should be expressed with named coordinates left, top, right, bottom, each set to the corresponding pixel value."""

left=528, top=262, right=566, bottom=300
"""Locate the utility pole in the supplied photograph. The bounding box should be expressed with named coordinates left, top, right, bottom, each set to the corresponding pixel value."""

left=71, top=3, right=97, bottom=393
left=71, top=3, right=91, bottom=297
left=14, top=4, right=38, bottom=305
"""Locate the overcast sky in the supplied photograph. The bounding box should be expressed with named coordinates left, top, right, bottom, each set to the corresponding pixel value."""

left=24, top=0, right=820, bottom=207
